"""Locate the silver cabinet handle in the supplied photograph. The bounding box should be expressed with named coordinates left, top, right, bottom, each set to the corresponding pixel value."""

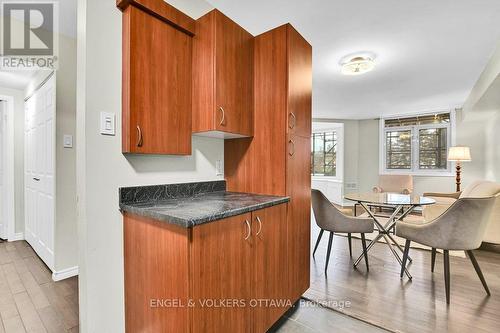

left=289, top=112, right=296, bottom=129
left=288, top=139, right=295, bottom=156
left=219, top=107, right=225, bottom=126
left=136, top=125, right=143, bottom=147
left=255, top=216, right=262, bottom=236
left=33, top=177, right=40, bottom=181
left=244, top=219, right=251, bottom=240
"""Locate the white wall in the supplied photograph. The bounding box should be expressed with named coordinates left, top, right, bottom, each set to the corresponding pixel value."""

left=77, top=0, right=218, bottom=332
left=348, top=114, right=488, bottom=195
left=314, top=113, right=489, bottom=196
left=0, top=87, right=24, bottom=236
left=55, top=34, right=78, bottom=272
left=460, top=41, right=500, bottom=244
left=357, top=119, right=379, bottom=193
left=313, top=118, right=359, bottom=192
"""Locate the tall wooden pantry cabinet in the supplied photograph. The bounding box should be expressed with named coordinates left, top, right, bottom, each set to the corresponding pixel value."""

left=225, top=23, right=312, bottom=307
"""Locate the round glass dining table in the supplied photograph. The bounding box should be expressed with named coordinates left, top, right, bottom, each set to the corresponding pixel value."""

left=344, top=192, right=436, bottom=279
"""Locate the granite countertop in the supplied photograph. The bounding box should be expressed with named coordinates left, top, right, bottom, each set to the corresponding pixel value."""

left=119, top=181, right=289, bottom=228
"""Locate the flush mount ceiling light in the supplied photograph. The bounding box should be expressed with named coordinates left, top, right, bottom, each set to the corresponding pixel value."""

left=341, top=56, right=375, bottom=75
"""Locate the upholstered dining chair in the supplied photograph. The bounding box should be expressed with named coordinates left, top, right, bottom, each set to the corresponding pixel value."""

left=373, top=175, right=413, bottom=194
left=396, top=181, right=500, bottom=304
left=311, top=189, right=374, bottom=273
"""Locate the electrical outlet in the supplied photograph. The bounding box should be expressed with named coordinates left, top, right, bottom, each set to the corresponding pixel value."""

left=216, top=160, right=223, bottom=176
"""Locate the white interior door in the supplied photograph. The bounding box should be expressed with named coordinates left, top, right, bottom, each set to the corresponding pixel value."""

left=25, top=75, right=56, bottom=270
left=0, top=101, right=6, bottom=239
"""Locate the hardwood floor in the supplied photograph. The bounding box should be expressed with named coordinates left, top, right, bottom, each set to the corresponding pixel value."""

left=0, top=241, right=79, bottom=333
left=272, top=299, right=389, bottom=333
left=4, top=226, right=498, bottom=333
left=305, top=224, right=500, bottom=333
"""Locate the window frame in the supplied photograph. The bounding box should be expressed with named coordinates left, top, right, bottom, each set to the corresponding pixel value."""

left=311, top=123, right=344, bottom=182
left=379, top=110, right=456, bottom=177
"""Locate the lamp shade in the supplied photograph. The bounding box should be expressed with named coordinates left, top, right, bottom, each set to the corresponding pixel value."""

left=448, top=146, right=471, bottom=162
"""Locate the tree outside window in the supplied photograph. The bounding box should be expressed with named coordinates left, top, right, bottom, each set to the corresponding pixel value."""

left=311, top=132, right=337, bottom=176
left=382, top=112, right=452, bottom=174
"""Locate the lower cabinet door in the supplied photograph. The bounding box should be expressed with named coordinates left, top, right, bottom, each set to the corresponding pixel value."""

left=252, top=204, right=289, bottom=332
left=191, top=213, right=253, bottom=333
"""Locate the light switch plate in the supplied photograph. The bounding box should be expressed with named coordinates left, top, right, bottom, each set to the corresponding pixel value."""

left=100, top=112, right=115, bottom=136
left=63, top=134, right=73, bottom=148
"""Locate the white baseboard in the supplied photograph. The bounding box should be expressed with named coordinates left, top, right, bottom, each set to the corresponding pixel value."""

left=8, top=232, right=25, bottom=241
left=52, top=266, right=79, bottom=282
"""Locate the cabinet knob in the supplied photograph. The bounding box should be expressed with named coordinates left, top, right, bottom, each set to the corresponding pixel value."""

left=255, top=216, right=262, bottom=236
left=289, top=112, right=296, bottom=129
left=288, top=139, right=295, bottom=156
left=136, top=125, right=143, bottom=147
left=244, top=219, right=251, bottom=240
left=218, top=107, right=225, bottom=126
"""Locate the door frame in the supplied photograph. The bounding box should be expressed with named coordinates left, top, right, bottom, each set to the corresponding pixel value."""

left=0, top=95, right=16, bottom=241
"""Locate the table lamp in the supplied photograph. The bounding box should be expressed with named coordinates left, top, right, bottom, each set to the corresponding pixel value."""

left=447, top=146, right=471, bottom=192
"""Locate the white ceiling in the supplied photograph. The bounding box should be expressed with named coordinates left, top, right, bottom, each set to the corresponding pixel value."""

left=0, top=70, right=38, bottom=90
left=207, top=0, right=500, bottom=119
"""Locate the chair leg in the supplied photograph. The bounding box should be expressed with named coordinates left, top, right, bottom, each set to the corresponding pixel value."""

left=431, top=248, right=436, bottom=273
left=313, top=229, right=324, bottom=258
left=401, top=240, right=411, bottom=279
left=325, top=232, right=334, bottom=274
left=348, top=233, right=352, bottom=257
left=361, top=233, right=369, bottom=271
left=444, top=250, right=450, bottom=304
left=466, top=250, right=491, bottom=295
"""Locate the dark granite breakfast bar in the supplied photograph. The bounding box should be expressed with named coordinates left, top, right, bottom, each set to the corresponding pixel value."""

left=119, top=180, right=290, bottom=228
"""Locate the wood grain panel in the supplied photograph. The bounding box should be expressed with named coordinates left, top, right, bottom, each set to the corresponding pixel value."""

left=285, top=29, right=312, bottom=304
left=192, top=10, right=254, bottom=137
left=215, top=10, right=254, bottom=136
left=287, top=25, right=312, bottom=138
left=224, top=24, right=312, bottom=306
left=117, top=0, right=195, bottom=35
left=122, top=6, right=192, bottom=155
left=252, top=205, right=289, bottom=332
left=224, top=137, right=253, bottom=193
left=286, top=135, right=311, bottom=302
left=123, top=213, right=190, bottom=333
left=190, top=213, right=253, bottom=333
left=192, top=11, right=216, bottom=133
left=249, top=25, right=288, bottom=196
left=122, top=7, right=131, bottom=152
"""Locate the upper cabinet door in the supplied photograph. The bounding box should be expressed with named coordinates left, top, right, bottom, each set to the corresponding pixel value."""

left=286, top=25, right=312, bottom=138
left=215, top=11, right=254, bottom=136
left=193, top=10, right=254, bottom=138
left=121, top=4, right=193, bottom=154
